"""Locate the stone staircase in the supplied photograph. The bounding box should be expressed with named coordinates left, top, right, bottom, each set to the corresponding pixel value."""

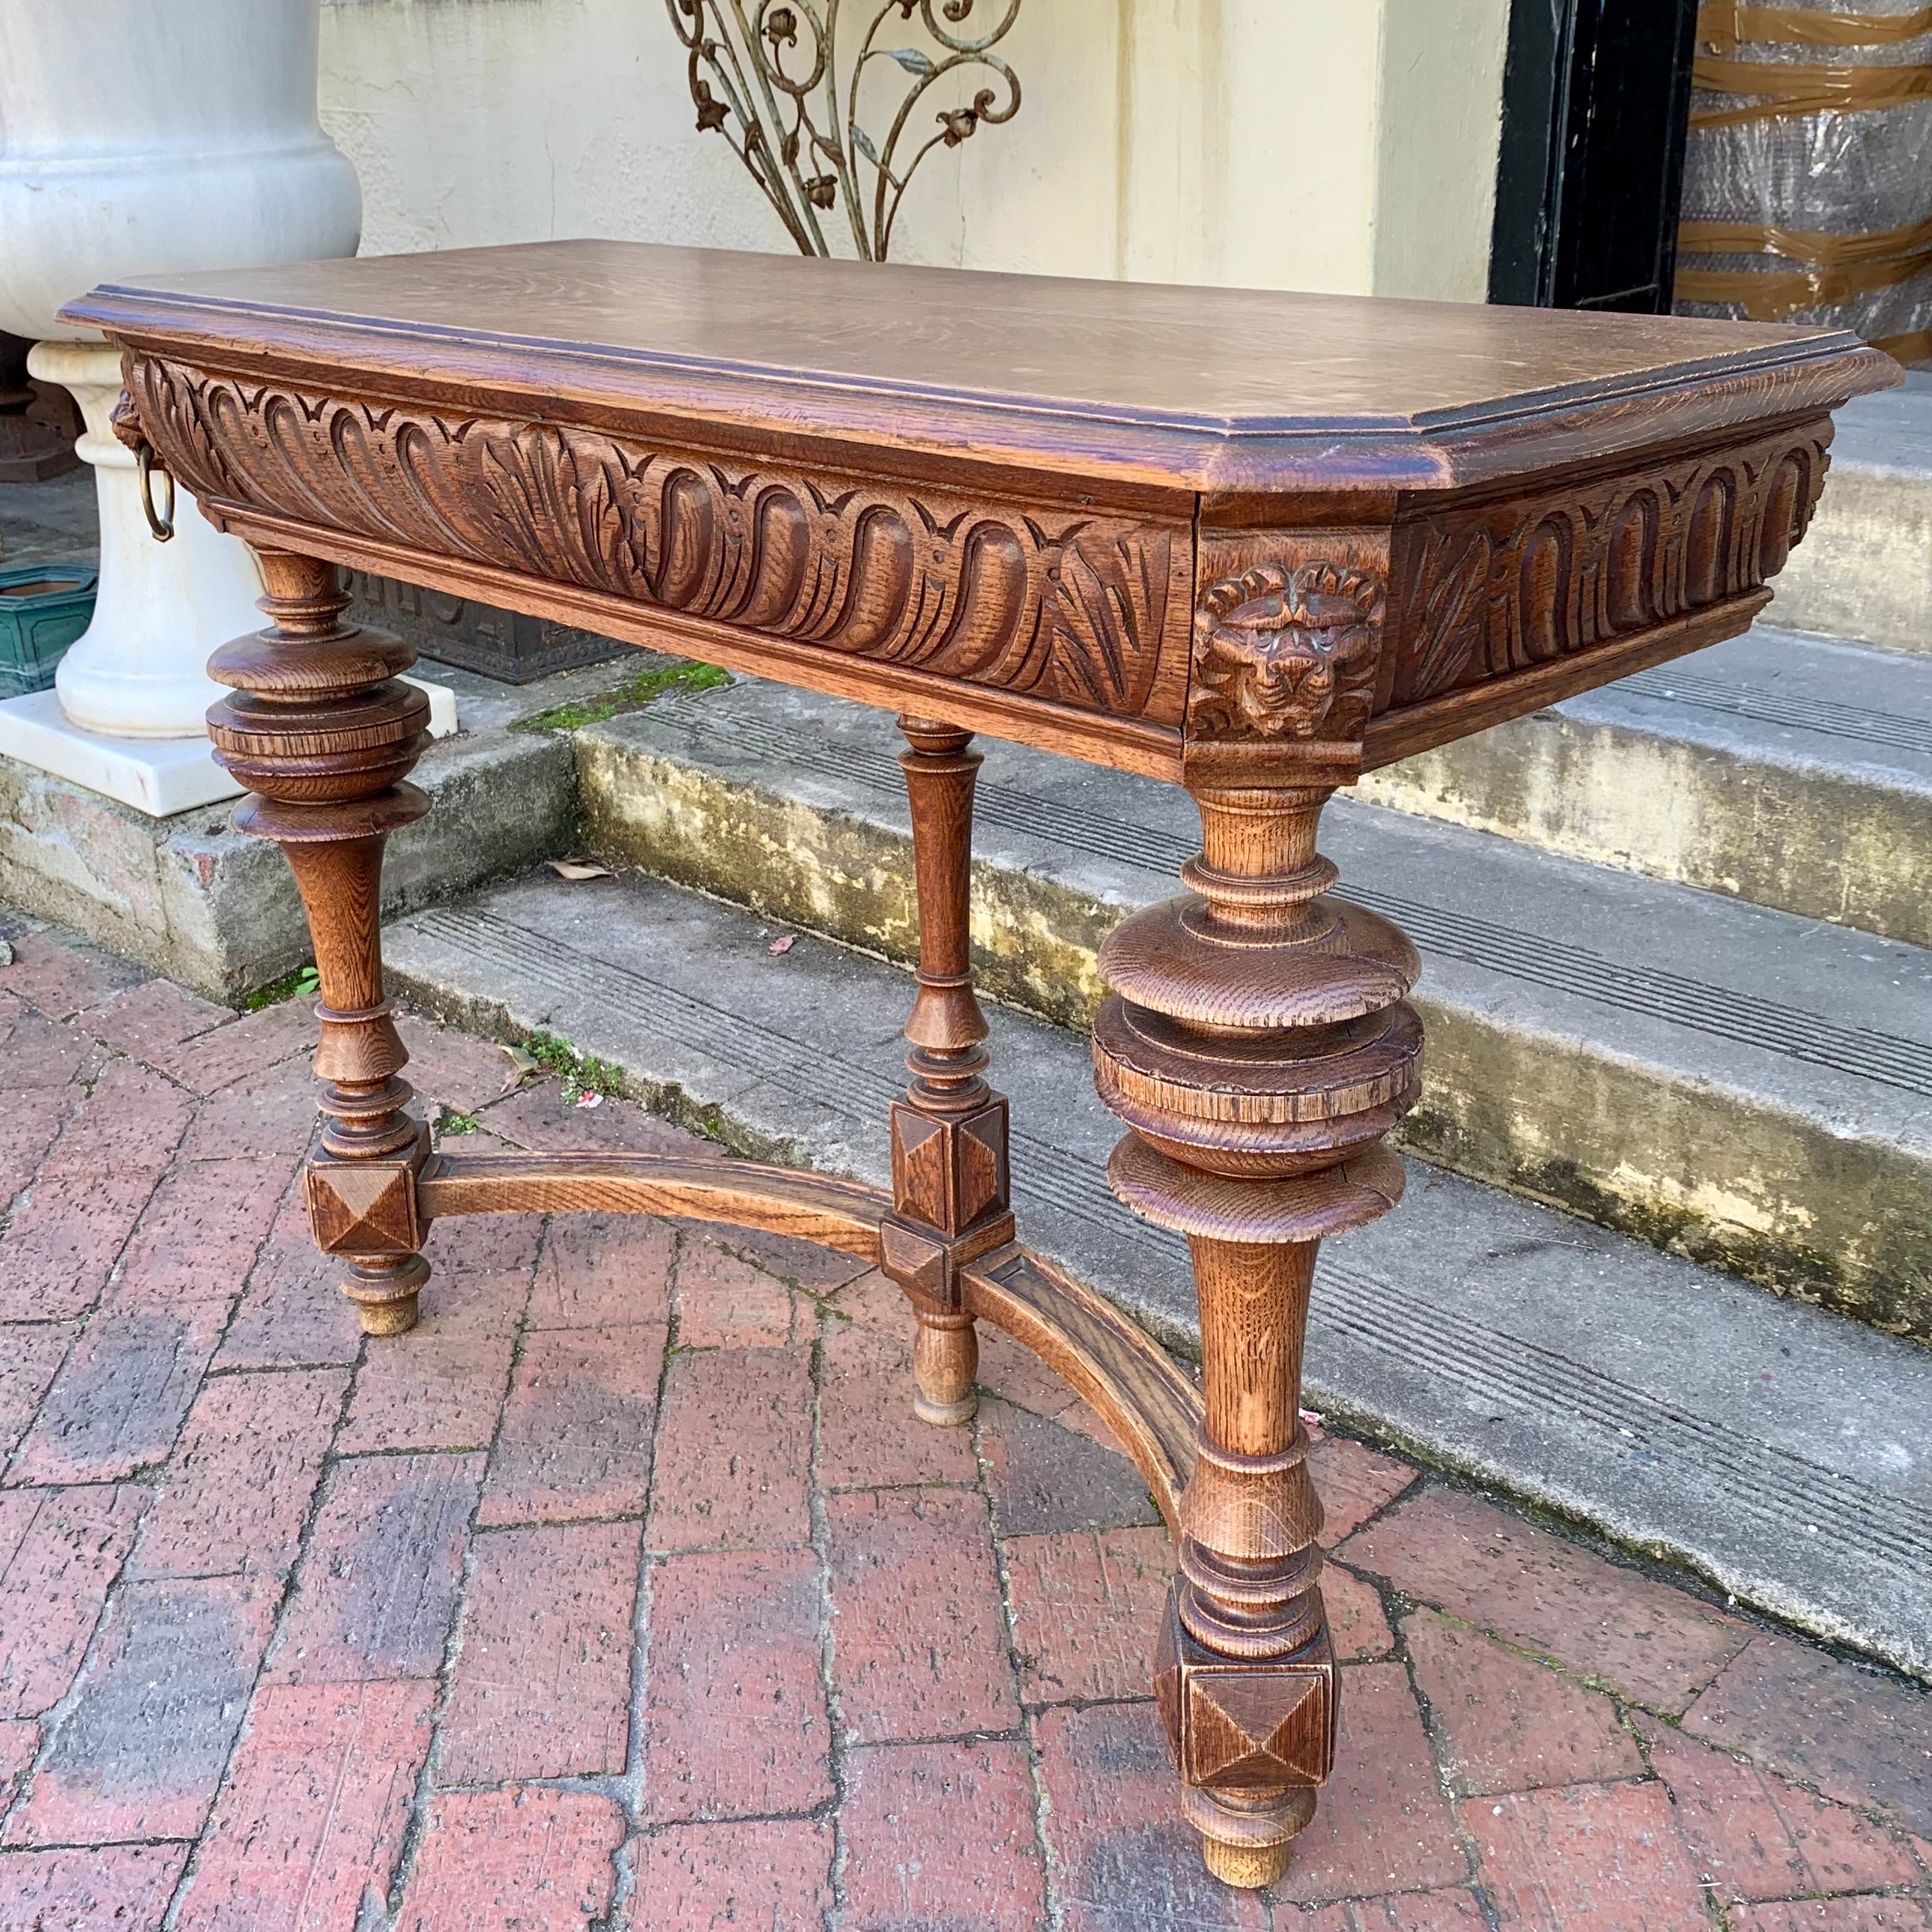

left=568, top=659, right=1932, bottom=1340
left=1760, top=368, right=1932, bottom=658
left=1358, top=622, right=1932, bottom=949
left=373, top=372, right=1932, bottom=1676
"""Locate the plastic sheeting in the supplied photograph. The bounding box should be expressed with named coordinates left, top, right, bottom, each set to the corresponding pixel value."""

left=1674, top=1, right=1932, bottom=365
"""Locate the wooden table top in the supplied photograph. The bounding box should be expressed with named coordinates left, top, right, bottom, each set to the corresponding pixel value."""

left=65, top=238, right=1892, bottom=495
left=71, top=241, right=1897, bottom=783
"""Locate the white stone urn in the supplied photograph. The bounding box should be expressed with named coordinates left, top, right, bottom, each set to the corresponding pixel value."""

left=0, top=0, right=362, bottom=812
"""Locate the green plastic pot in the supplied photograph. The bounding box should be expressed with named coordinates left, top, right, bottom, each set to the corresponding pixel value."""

left=0, top=563, right=98, bottom=699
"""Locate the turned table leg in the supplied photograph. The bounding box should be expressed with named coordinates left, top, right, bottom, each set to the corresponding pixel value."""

left=205, top=550, right=435, bottom=1336
left=1095, top=781, right=1420, bottom=1887
left=878, top=716, right=1015, bottom=1425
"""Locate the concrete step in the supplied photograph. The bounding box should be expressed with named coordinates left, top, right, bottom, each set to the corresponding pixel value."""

left=383, top=863, right=1932, bottom=1682
left=1768, top=368, right=1931, bottom=657
left=1358, top=620, right=1932, bottom=950
left=571, top=674, right=1932, bottom=1340
left=0, top=468, right=639, bottom=999
left=0, top=653, right=604, bottom=1000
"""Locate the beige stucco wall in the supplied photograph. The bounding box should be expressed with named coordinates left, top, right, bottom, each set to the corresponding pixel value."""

left=319, top=0, right=1509, bottom=299
left=1373, top=0, right=1519, bottom=301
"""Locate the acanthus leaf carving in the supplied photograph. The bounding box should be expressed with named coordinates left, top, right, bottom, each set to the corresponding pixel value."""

left=123, top=356, right=1189, bottom=727
left=1040, top=529, right=1168, bottom=716
left=124, top=352, right=238, bottom=506
left=1405, top=526, right=1490, bottom=698
left=1388, top=420, right=1832, bottom=710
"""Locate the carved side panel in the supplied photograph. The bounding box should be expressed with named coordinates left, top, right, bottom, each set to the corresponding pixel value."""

left=1382, top=421, right=1832, bottom=709
left=124, top=356, right=1194, bottom=725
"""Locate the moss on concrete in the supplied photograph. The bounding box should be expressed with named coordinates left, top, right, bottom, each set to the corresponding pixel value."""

left=513, top=659, right=728, bottom=734
left=243, top=962, right=319, bottom=1010
left=576, top=730, right=1119, bottom=1032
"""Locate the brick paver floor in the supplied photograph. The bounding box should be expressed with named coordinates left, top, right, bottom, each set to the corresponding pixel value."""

left=3, top=920, right=1932, bottom=1930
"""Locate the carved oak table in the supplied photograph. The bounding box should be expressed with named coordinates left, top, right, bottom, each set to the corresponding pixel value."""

left=68, top=243, right=1890, bottom=1888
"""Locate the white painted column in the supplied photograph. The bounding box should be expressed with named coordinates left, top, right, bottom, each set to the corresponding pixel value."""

left=29, top=340, right=261, bottom=740
left=0, top=0, right=456, bottom=816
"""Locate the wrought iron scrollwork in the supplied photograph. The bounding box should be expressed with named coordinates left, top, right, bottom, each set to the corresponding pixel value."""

left=667, top=0, right=1023, bottom=260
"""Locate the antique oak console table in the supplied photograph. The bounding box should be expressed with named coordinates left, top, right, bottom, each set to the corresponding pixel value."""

left=68, top=244, right=1890, bottom=1888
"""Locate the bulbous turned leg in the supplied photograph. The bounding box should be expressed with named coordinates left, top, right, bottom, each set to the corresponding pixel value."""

left=204, top=551, right=435, bottom=1337
left=877, top=716, right=1013, bottom=1427
left=1095, top=781, right=1421, bottom=1888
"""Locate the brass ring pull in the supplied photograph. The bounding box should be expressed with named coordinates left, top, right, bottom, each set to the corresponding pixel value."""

left=137, top=443, right=176, bottom=543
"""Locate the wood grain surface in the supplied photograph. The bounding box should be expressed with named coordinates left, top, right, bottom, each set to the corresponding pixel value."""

left=80, top=241, right=1893, bottom=780
left=65, top=238, right=1889, bottom=490
left=880, top=717, right=1016, bottom=1425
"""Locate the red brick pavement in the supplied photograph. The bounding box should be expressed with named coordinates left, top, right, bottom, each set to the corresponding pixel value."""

left=2, top=921, right=1931, bottom=1930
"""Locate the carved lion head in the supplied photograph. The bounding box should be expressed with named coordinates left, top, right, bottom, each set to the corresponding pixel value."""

left=1191, top=562, right=1382, bottom=741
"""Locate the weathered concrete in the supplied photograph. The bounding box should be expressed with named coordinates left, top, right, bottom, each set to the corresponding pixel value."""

left=0, top=469, right=95, bottom=571
left=383, top=866, right=1932, bottom=1681
left=578, top=675, right=1932, bottom=1337
left=1769, top=370, right=1932, bottom=657
left=1358, top=623, right=1932, bottom=948
left=0, top=476, right=671, bottom=997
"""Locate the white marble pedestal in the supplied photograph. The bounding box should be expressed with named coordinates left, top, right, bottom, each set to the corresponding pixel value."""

left=29, top=339, right=257, bottom=741
left=0, top=677, right=459, bottom=819
left=0, top=0, right=379, bottom=817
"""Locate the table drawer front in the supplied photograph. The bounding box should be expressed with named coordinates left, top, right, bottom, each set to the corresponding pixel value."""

left=1383, top=419, right=1832, bottom=711
left=127, top=355, right=1195, bottom=730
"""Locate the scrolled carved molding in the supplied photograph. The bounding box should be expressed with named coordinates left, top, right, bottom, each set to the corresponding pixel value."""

left=1387, top=422, right=1832, bottom=710
left=1182, top=419, right=1833, bottom=762
left=122, top=356, right=1192, bottom=727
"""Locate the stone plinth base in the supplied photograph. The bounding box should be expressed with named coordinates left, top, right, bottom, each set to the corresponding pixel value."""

left=0, top=662, right=580, bottom=999
left=0, top=678, right=459, bottom=817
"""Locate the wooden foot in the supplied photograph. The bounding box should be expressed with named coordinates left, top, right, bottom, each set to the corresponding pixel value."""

left=345, top=1254, right=431, bottom=1335
left=911, top=1307, right=979, bottom=1425
left=1095, top=780, right=1420, bottom=1886
left=205, top=552, right=436, bottom=1338
left=880, top=716, right=1013, bottom=1428
left=1196, top=1792, right=1313, bottom=1890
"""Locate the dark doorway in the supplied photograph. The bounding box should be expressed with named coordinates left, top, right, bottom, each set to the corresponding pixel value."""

left=1489, top=0, right=1702, bottom=313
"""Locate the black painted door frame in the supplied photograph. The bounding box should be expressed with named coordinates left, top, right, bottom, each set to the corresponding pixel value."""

left=1489, top=0, right=1701, bottom=313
